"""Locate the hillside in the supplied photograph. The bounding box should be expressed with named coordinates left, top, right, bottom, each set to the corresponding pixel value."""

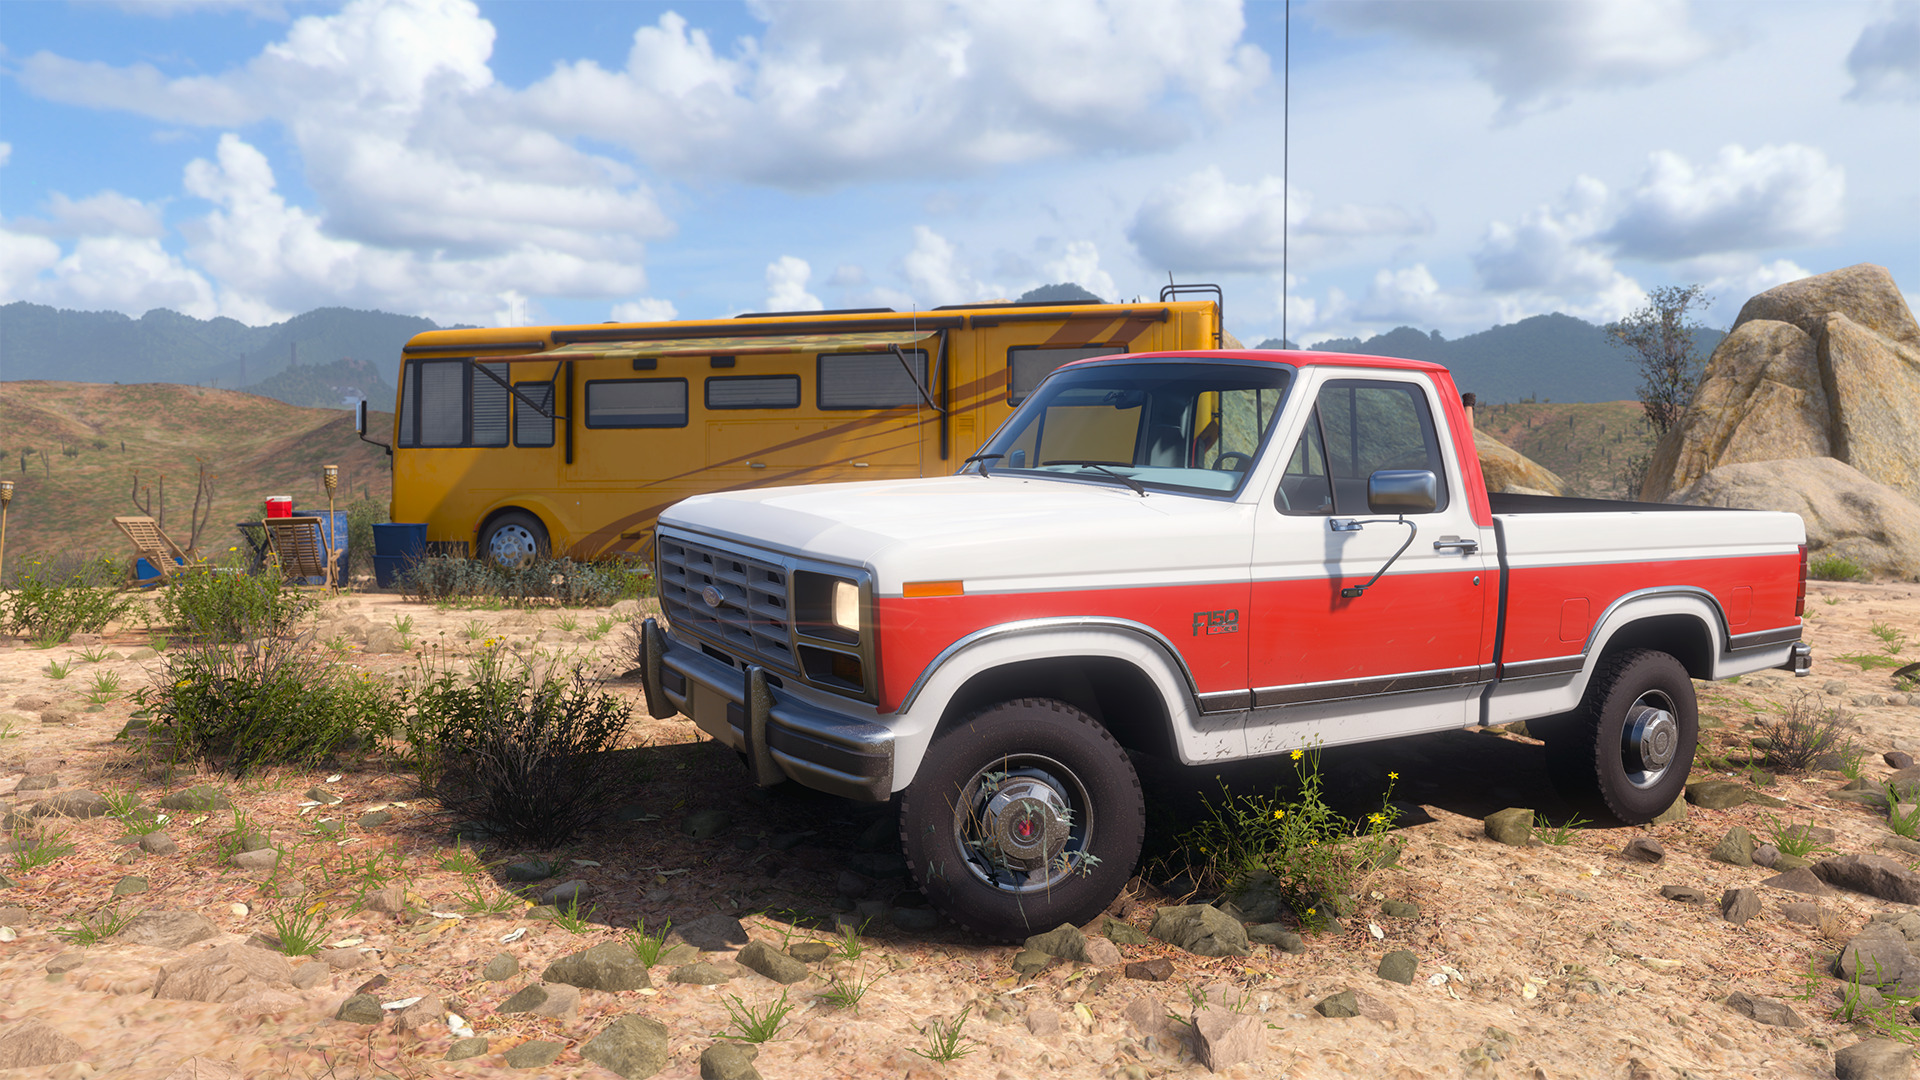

left=240, top=356, right=395, bottom=410
left=0, top=381, right=391, bottom=564
left=1257, top=314, right=1725, bottom=404
left=1474, top=399, right=1658, bottom=499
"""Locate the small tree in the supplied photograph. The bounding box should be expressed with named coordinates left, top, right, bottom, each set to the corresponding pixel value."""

left=1605, top=284, right=1713, bottom=437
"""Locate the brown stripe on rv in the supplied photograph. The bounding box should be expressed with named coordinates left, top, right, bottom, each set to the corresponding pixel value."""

left=1042, top=319, right=1117, bottom=347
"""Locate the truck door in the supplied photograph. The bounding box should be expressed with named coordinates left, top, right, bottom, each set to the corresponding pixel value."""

left=1245, top=374, right=1494, bottom=750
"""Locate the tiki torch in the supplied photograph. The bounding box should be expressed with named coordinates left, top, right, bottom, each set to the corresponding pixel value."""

left=323, top=465, right=339, bottom=588
left=0, top=480, right=13, bottom=589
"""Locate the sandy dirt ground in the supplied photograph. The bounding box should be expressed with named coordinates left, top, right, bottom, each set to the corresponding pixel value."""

left=1, top=579, right=1918, bottom=1079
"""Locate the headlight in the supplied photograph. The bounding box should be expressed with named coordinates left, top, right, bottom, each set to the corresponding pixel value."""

left=832, top=580, right=860, bottom=633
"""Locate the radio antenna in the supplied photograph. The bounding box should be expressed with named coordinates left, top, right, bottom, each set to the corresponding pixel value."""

left=1282, top=0, right=1291, bottom=349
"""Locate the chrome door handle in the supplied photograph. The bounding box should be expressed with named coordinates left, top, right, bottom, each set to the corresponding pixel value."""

left=1433, top=537, right=1478, bottom=554
left=746, top=461, right=768, bottom=469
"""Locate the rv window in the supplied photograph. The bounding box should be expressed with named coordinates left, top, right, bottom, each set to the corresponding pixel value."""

left=818, top=350, right=928, bottom=410
left=514, top=381, right=555, bottom=447
left=1008, top=345, right=1122, bottom=405
left=706, top=375, right=801, bottom=410
left=585, top=379, right=688, bottom=428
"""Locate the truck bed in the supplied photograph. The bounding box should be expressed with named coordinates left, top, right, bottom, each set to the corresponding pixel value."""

left=1488, top=491, right=1733, bottom=515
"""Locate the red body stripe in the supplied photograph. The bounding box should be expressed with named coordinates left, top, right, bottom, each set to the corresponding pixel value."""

left=1499, top=552, right=1802, bottom=663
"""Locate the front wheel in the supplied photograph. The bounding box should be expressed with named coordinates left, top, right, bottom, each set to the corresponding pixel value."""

left=1539, top=649, right=1697, bottom=823
left=900, top=699, right=1144, bottom=942
left=479, top=511, right=548, bottom=569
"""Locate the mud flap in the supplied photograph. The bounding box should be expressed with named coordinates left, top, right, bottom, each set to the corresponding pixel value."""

left=743, top=665, right=784, bottom=787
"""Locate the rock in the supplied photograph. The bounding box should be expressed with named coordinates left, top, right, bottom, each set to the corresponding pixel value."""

left=357, top=810, right=392, bottom=828
left=1222, top=870, right=1289, bottom=922
left=1660, top=885, right=1708, bottom=903
left=1685, top=781, right=1750, bottom=809
left=1191, top=1006, right=1265, bottom=1070
left=503, top=860, right=554, bottom=883
left=0, top=1017, right=84, bottom=1069
left=1724, top=990, right=1807, bottom=1027
left=1816, top=854, right=1920, bottom=904
left=1668, top=458, right=1920, bottom=580
left=237, top=832, right=273, bottom=852
left=681, top=809, right=732, bottom=839
left=1835, top=1038, right=1916, bottom=1080
left=292, top=961, right=329, bottom=989
left=498, top=982, right=580, bottom=1019
left=672, top=914, right=750, bottom=952
left=483, top=953, right=519, bottom=981
left=699, top=1041, right=761, bottom=1080
left=835, top=870, right=872, bottom=898
left=1248, top=924, right=1307, bottom=952
left=137, top=832, right=178, bottom=855
left=1763, top=866, right=1838, bottom=896
left=891, top=906, right=942, bottom=932
left=31, top=790, right=109, bottom=818
left=1483, top=807, right=1534, bottom=846
left=393, top=994, right=445, bottom=1034
left=46, top=951, right=86, bottom=974
left=1711, top=826, right=1757, bottom=867
left=543, top=941, right=652, bottom=991
left=117, top=909, right=218, bottom=949
left=1886, top=837, right=1920, bottom=858
left=1027, top=1008, right=1061, bottom=1035
left=504, top=1040, right=564, bottom=1069
left=363, top=885, right=408, bottom=914
left=1835, top=926, right=1915, bottom=988
left=1380, top=899, right=1420, bottom=919
left=17, top=773, right=57, bottom=791
left=540, top=879, right=592, bottom=908
left=670, top=962, right=736, bottom=985
left=304, top=786, right=343, bottom=805
left=1012, top=948, right=1053, bottom=976
left=446, top=1038, right=488, bottom=1061
left=1621, top=837, right=1667, bottom=863
left=153, top=943, right=294, bottom=1003
left=335, top=994, right=385, bottom=1024
left=1753, top=843, right=1781, bottom=868
left=735, top=941, right=809, bottom=984
left=1475, top=427, right=1565, bottom=496
left=317, top=948, right=366, bottom=971
left=1104, top=917, right=1150, bottom=946
left=230, top=848, right=279, bottom=871
left=1651, top=795, right=1689, bottom=824
left=1721, top=887, right=1762, bottom=925
left=1781, top=901, right=1827, bottom=925
left=1025, top=923, right=1102, bottom=963
left=158, top=785, right=230, bottom=812
left=112, top=875, right=150, bottom=896
left=1314, top=989, right=1360, bottom=1018
left=1889, top=752, right=1917, bottom=770
left=581, top=1014, right=671, bottom=1078
left=788, top=941, right=831, bottom=963
left=1126, top=958, right=1174, bottom=981
left=1148, top=904, right=1250, bottom=957
left=1377, top=949, right=1418, bottom=984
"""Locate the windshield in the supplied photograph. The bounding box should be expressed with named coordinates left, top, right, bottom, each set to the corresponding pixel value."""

left=966, top=360, right=1294, bottom=497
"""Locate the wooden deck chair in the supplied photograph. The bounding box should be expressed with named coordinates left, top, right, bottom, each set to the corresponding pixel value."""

left=264, top=516, right=338, bottom=589
left=113, top=515, right=191, bottom=585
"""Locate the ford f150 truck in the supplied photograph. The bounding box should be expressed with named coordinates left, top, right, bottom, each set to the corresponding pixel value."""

left=637, top=349, right=1811, bottom=939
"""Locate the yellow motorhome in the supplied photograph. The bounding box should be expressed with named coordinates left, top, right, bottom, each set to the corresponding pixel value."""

left=378, top=292, right=1225, bottom=563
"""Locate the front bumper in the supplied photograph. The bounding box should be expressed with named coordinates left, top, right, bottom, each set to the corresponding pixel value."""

left=639, top=617, right=895, bottom=801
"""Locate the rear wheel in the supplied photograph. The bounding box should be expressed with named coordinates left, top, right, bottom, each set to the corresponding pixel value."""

left=1539, top=649, right=1697, bottom=823
left=900, top=698, right=1143, bottom=941
left=479, top=511, right=548, bottom=569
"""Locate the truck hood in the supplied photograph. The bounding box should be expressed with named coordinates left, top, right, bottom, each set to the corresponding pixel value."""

left=659, top=474, right=1252, bottom=592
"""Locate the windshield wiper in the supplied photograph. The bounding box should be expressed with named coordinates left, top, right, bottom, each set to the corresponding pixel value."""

left=1039, top=459, right=1147, bottom=497
left=963, top=452, right=1003, bottom=478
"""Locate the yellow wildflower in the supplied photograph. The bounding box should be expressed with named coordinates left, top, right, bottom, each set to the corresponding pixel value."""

left=1290, top=749, right=1304, bottom=761
left=1388, top=771, right=1399, bottom=780
left=1369, top=813, right=1385, bottom=824
left=1272, top=809, right=1285, bottom=821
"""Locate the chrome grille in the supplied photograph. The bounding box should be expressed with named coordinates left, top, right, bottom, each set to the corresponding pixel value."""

left=658, top=534, right=795, bottom=675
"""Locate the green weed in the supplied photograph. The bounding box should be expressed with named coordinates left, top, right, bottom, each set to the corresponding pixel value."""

left=555, top=614, right=579, bottom=633
left=1810, top=555, right=1867, bottom=582
left=268, top=900, right=331, bottom=955
left=2, top=555, right=137, bottom=645
left=628, top=917, right=673, bottom=966
left=545, top=895, right=596, bottom=934
left=51, top=906, right=135, bottom=946
left=1871, top=623, right=1906, bottom=654
left=1765, top=815, right=1834, bottom=859
left=154, top=566, right=314, bottom=643
left=909, top=1004, right=977, bottom=1063
left=461, top=618, right=487, bottom=641
left=438, top=840, right=486, bottom=875
left=1888, top=799, right=1920, bottom=840
left=77, top=644, right=113, bottom=664
left=819, top=969, right=877, bottom=1010
left=11, top=825, right=76, bottom=871
left=45, top=659, right=72, bottom=680
left=1838, top=653, right=1906, bottom=671
left=453, top=875, right=522, bottom=916
left=831, top=921, right=868, bottom=961
left=718, top=989, right=794, bottom=1043
left=1533, top=812, right=1589, bottom=845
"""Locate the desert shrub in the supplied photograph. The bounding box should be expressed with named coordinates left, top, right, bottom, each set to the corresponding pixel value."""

left=154, top=565, right=315, bottom=643
left=130, top=636, right=402, bottom=774
left=2, top=555, right=137, bottom=645
left=407, top=654, right=636, bottom=845
left=399, top=555, right=649, bottom=607
left=1753, top=694, right=1849, bottom=772
left=1180, top=748, right=1400, bottom=929
left=1809, top=554, right=1867, bottom=582
left=345, top=496, right=388, bottom=575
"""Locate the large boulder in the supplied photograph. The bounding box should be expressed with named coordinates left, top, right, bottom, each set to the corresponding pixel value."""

left=1667, top=458, right=1920, bottom=579
left=152, top=944, right=295, bottom=1003
left=1474, top=427, right=1565, bottom=495
left=1644, top=264, right=1920, bottom=504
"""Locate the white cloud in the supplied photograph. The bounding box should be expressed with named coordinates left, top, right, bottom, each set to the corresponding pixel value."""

left=1317, top=0, right=1724, bottom=119
left=520, top=1, right=1268, bottom=187
left=1846, top=4, right=1920, bottom=102
left=1036, top=239, right=1116, bottom=303
left=827, top=264, right=867, bottom=288
left=900, top=226, right=1001, bottom=307
left=1602, top=144, right=1844, bottom=261
left=0, top=227, right=64, bottom=302
left=1473, top=175, right=1621, bottom=293
left=1684, top=256, right=1812, bottom=326
left=1128, top=166, right=1429, bottom=273
left=611, top=297, right=677, bottom=324
left=0, top=143, right=11, bottom=168
left=764, top=255, right=823, bottom=312
left=11, top=192, right=167, bottom=239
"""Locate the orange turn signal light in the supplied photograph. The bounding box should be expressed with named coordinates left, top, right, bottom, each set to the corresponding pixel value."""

left=902, top=580, right=964, bottom=598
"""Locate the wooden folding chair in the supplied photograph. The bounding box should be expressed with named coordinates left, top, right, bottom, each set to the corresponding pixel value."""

left=113, top=515, right=192, bottom=585
left=264, top=516, right=338, bottom=588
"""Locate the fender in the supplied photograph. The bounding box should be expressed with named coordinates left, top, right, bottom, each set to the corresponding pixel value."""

left=885, top=617, right=1230, bottom=790
left=1486, top=587, right=1729, bottom=724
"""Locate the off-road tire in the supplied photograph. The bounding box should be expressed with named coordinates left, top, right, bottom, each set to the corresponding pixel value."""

left=1539, top=649, right=1697, bottom=823
left=900, top=698, right=1143, bottom=942
left=479, top=511, right=549, bottom=569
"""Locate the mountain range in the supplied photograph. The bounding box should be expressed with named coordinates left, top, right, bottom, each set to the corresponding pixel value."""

left=0, top=299, right=1723, bottom=406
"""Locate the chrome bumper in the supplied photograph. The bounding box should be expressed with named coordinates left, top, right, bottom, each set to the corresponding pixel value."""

left=1781, top=641, right=1813, bottom=677
left=638, top=617, right=894, bottom=801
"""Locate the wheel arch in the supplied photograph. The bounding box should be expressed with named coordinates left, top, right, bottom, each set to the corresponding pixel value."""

left=936, top=655, right=1180, bottom=760
left=1584, top=588, right=1726, bottom=682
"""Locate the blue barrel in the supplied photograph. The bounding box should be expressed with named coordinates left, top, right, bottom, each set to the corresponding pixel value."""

left=292, top=509, right=349, bottom=585
left=371, top=522, right=429, bottom=588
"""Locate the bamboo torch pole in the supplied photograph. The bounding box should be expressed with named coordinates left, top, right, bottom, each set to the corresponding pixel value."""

left=322, top=465, right=339, bottom=590
left=0, top=480, right=13, bottom=590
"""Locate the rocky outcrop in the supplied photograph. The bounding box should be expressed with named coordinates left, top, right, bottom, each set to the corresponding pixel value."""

left=1667, top=458, right=1920, bottom=579
left=1644, top=264, right=1920, bottom=504
left=1475, top=428, right=1565, bottom=496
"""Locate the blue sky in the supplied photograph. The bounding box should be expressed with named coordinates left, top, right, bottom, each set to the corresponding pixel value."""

left=2, top=0, right=1915, bottom=345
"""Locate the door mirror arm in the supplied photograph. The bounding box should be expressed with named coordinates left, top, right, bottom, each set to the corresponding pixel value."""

left=1329, top=515, right=1418, bottom=598
left=355, top=399, right=392, bottom=457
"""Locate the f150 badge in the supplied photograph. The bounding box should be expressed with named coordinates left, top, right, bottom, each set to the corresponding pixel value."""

left=1192, top=609, right=1239, bottom=636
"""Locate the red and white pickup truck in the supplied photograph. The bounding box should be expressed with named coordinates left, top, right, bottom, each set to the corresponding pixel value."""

left=638, top=349, right=1811, bottom=938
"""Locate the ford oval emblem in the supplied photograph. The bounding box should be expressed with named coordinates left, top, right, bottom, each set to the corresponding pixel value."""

left=701, top=584, right=725, bottom=608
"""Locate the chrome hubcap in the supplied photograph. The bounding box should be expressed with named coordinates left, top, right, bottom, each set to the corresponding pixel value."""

left=954, top=756, right=1090, bottom=894
left=489, top=524, right=539, bottom=568
left=1621, top=693, right=1679, bottom=789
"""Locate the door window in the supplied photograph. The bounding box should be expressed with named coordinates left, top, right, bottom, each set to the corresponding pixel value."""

left=1292, top=380, right=1449, bottom=515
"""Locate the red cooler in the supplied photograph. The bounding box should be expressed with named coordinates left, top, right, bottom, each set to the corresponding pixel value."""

left=265, top=496, right=293, bottom=518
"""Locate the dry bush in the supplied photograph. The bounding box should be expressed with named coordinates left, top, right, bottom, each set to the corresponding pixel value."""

left=1753, top=694, right=1848, bottom=773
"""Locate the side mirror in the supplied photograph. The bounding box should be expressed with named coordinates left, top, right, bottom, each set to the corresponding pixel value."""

left=1009, top=449, right=1027, bottom=468
left=355, top=399, right=368, bottom=436
left=1367, top=469, right=1437, bottom=515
